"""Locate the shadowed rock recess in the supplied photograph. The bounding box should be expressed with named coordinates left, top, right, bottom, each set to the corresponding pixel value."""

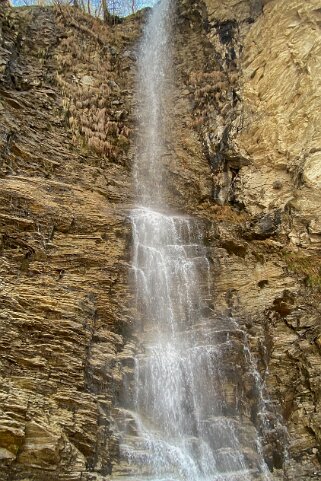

left=0, top=0, right=320, bottom=480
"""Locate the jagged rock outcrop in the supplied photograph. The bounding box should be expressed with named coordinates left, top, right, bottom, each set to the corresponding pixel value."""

left=0, top=1, right=320, bottom=480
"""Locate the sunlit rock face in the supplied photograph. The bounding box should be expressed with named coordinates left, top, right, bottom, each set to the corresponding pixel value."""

left=237, top=0, right=321, bottom=237
left=189, top=1, right=321, bottom=480
left=0, top=1, right=320, bottom=480
left=203, top=0, right=266, bottom=22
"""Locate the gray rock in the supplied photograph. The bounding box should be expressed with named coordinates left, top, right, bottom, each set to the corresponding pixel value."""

left=108, top=79, right=120, bottom=90
left=80, top=75, right=96, bottom=87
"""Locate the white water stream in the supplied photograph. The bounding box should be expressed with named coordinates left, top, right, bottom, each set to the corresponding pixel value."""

left=113, top=1, right=277, bottom=480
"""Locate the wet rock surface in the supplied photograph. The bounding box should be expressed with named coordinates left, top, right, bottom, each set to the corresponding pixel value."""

left=0, top=1, right=320, bottom=480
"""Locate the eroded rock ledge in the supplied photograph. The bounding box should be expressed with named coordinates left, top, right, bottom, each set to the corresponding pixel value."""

left=0, top=1, right=320, bottom=480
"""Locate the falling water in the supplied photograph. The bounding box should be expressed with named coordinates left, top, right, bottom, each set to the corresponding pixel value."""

left=133, top=0, right=173, bottom=206
left=112, top=1, right=278, bottom=480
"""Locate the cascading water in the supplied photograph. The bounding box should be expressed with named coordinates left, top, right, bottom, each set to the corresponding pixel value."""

left=112, top=1, right=278, bottom=480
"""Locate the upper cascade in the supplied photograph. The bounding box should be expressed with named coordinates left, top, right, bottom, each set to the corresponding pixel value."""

left=134, top=0, right=174, bottom=206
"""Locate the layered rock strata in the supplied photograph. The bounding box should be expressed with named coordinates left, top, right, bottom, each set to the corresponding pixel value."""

left=0, top=1, right=320, bottom=480
left=0, top=5, right=137, bottom=480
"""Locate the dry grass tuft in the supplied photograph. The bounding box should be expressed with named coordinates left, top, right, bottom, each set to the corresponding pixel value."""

left=282, top=251, right=321, bottom=289
left=53, top=5, right=140, bottom=163
left=187, top=69, right=231, bottom=131
left=199, top=202, right=249, bottom=223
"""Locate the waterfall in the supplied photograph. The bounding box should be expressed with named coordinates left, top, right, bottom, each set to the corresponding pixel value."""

left=112, top=1, right=277, bottom=480
left=133, top=0, right=173, bottom=206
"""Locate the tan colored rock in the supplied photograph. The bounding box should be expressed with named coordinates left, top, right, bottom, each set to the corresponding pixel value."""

left=17, top=421, right=64, bottom=468
left=0, top=2, right=321, bottom=481
left=237, top=0, right=321, bottom=247
left=0, top=5, right=138, bottom=480
left=203, top=0, right=265, bottom=22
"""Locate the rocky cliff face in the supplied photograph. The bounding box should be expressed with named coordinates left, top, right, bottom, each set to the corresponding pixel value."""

left=0, top=5, right=139, bottom=480
left=0, top=1, right=320, bottom=480
left=197, top=1, right=321, bottom=479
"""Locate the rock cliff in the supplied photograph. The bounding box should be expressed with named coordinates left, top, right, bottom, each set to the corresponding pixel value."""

left=0, top=1, right=320, bottom=480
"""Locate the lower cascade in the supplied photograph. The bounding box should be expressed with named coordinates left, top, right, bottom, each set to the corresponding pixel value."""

left=113, top=207, right=274, bottom=481
left=112, top=0, right=281, bottom=480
